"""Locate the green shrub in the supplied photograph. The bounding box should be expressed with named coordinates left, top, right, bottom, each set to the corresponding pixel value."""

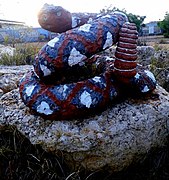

left=0, top=43, right=41, bottom=66
left=150, top=53, right=169, bottom=78
left=153, top=44, right=163, bottom=51
left=0, top=53, right=24, bottom=66
left=158, top=12, right=169, bottom=38
left=158, top=38, right=167, bottom=44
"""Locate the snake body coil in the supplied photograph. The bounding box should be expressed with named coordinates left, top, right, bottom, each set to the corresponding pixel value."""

left=19, top=4, right=156, bottom=120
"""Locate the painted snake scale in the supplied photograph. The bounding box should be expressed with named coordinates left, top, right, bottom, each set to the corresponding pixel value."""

left=19, top=4, right=156, bottom=120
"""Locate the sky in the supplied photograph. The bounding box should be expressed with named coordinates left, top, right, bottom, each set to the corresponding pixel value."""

left=0, top=0, right=168, bottom=27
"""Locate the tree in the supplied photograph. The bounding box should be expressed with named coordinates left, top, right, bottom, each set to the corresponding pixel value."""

left=100, top=5, right=146, bottom=33
left=127, top=13, right=146, bottom=32
left=158, top=12, right=169, bottom=38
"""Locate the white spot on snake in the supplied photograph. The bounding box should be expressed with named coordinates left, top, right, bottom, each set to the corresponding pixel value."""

left=134, top=73, right=140, bottom=79
left=80, top=90, right=92, bottom=108
left=37, top=101, right=53, bottom=115
left=48, top=37, right=59, bottom=47
left=68, top=47, right=87, bottom=66
left=103, top=32, right=113, bottom=50
left=63, top=85, right=68, bottom=92
left=87, top=18, right=93, bottom=23
left=142, top=85, right=149, bottom=93
left=63, top=85, right=68, bottom=98
left=33, top=69, right=40, bottom=78
left=102, top=14, right=111, bottom=19
left=145, top=70, right=156, bottom=83
left=79, top=24, right=92, bottom=32
left=40, top=64, right=51, bottom=76
left=93, top=76, right=101, bottom=83
left=25, top=85, right=35, bottom=97
left=72, top=16, right=78, bottom=28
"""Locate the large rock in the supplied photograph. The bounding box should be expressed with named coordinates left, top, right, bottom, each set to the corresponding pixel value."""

left=0, top=84, right=169, bottom=171
left=0, top=65, right=31, bottom=96
left=0, top=44, right=15, bottom=57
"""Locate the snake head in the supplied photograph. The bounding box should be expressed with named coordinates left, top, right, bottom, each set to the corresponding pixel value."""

left=38, top=3, right=72, bottom=33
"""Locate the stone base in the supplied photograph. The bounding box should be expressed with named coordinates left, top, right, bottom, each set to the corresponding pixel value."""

left=0, top=85, right=169, bottom=171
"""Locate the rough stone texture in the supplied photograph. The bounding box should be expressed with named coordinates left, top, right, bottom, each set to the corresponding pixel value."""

left=137, top=46, right=155, bottom=66
left=0, top=65, right=31, bottom=96
left=0, top=85, right=169, bottom=171
left=153, top=50, right=169, bottom=92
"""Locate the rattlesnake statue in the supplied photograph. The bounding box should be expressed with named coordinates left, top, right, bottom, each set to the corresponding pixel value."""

left=19, top=4, right=156, bottom=120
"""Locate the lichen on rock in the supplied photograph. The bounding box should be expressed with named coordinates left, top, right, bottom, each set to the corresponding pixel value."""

left=0, top=84, right=169, bottom=171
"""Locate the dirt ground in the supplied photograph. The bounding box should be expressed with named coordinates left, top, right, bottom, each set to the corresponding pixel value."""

left=139, top=35, right=169, bottom=50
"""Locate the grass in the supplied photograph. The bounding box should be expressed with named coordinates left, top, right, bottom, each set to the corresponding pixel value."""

left=138, top=35, right=169, bottom=50
left=150, top=56, right=169, bottom=77
left=0, top=42, right=44, bottom=66
left=0, top=126, right=169, bottom=180
left=0, top=126, right=69, bottom=180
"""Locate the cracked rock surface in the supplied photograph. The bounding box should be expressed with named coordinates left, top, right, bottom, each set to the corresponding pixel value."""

left=0, top=82, right=169, bottom=171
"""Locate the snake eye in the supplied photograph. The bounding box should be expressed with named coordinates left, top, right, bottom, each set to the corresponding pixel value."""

left=56, top=11, right=62, bottom=16
left=43, top=14, right=48, bottom=22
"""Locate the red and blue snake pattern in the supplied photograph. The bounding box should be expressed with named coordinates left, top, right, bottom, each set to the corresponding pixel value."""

left=19, top=4, right=156, bottom=120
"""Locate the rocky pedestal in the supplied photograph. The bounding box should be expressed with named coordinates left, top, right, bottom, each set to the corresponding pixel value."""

left=0, top=45, right=169, bottom=171
left=0, top=83, right=169, bottom=171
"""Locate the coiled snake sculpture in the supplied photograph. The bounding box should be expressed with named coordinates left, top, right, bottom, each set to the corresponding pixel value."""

left=19, top=4, right=156, bottom=120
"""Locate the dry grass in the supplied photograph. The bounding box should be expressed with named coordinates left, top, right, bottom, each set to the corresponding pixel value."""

left=0, top=126, right=169, bottom=180
left=139, top=35, right=169, bottom=50
left=0, top=42, right=46, bottom=66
